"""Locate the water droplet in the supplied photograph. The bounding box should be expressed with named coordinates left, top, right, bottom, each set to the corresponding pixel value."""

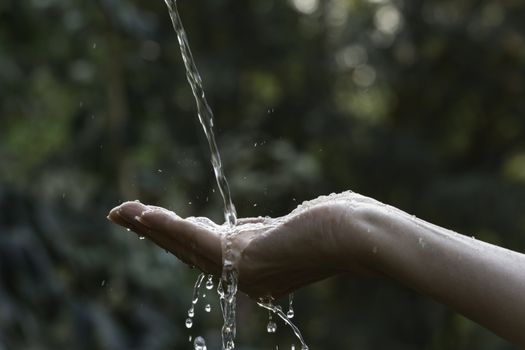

left=188, top=306, right=195, bottom=317
left=157, top=169, right=163, bottom=173
left=205, top=304, right=211, bottom=312
left=139, top=236, right=145, bottom=240
left=92, top=42, right=97, bottom=49
left=205, top=275, right=214, bottom=290
left=126, top=228, right=130, bottom=232
left=193, top=336, right=207, bottom=350
left=188, top=201, right=192, bottom=205
left=101, top=280, right=106, bottom=287
left=291, top=345, right=295, bottom=350
left=287, top=293, right=295, bottom=318
left=185, top=318, right=193, bottom=328
left=253, top=203, right=258, bottom=207
left=267, top=320, right=277, bottom=333
left=189, top=273, right=206, bottom=310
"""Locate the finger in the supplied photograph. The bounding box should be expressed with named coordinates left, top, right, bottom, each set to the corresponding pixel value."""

left=107, top=201, right=152, bottom=238
left=138, top=206, right=222, bottom=269
left=108, top=202, right=221, bottom=275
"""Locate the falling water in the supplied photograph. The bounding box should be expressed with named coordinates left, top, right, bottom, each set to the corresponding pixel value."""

left=163, top=0, right=237, bottom=226
left=194, top=336, right=207, bottom=350
left=257, top=300, right=309, bottom=350
left=186, top=273, right=206, bottom=329
left=163, top=1, right=307, bottom=349
left=287, top=293, right=295, bottom=319
left=163, top=1, right=238, bottom=348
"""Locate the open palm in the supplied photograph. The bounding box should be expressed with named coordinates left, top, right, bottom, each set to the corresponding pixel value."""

left=108, top=198, right=359, bottom=298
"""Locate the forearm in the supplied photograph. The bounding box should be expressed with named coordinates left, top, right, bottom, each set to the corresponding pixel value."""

left=337, top=197, right=525, bottom=346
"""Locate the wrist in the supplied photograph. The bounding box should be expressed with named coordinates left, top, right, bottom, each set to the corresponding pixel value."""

left=328, top=193, right=389, bottom=275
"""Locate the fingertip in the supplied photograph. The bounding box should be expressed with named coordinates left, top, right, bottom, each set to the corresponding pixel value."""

left=107, top=206, right=121, bottom=222
left=114, top=201, right=148, bottom=222
left=107, top=210, right=132, bottom=230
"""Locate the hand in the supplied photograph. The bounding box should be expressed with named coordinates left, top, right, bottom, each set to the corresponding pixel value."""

left=107, top=193, right=370, bottom=298
left=108, top=192, right=525, bottom=346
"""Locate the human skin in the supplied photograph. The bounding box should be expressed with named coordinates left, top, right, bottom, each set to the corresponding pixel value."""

left=107, top=191, right=525, bottom=346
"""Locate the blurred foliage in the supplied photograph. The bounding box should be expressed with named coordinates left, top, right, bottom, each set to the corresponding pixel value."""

left=1, top=0, right=525, bottom=348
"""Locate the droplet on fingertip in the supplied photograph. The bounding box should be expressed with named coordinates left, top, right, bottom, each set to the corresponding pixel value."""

left=267, top=320, right=277, bottom=333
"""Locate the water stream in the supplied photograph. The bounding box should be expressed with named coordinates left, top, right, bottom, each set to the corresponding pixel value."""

left=163, top=1, right=307, bottom=349
left=163, top=1, right=239, bottom=348
left=163, top=0, right=237, bottom=227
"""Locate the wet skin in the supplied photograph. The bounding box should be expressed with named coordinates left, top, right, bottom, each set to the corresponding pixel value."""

left=108, top=191, right=525, bottom=347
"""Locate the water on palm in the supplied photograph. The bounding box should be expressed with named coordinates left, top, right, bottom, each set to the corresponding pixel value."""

left=163, top=1, right=307, bottom=349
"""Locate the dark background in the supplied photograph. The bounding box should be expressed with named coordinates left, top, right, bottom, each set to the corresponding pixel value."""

left=1, top=0, right=524, bottom=348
